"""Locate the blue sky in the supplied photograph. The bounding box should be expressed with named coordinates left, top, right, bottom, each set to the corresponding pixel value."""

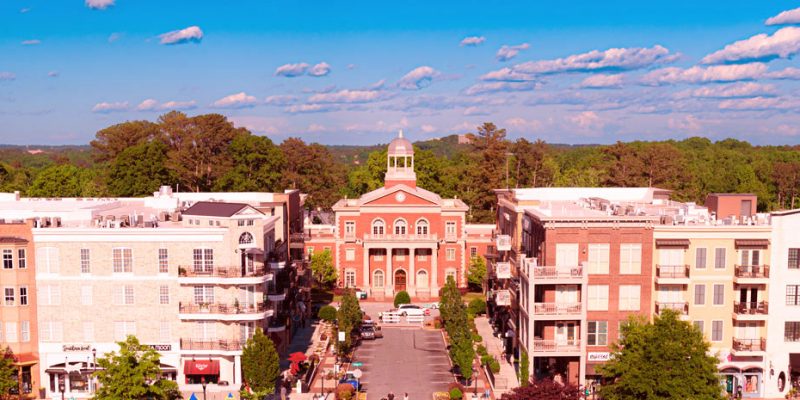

left=2, top=1, right=800, bottom=145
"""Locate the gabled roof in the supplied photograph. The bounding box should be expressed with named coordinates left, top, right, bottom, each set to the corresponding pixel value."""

left=182, top=201, right=260, bottom=217
left=360, top=184, right=442, bottom=206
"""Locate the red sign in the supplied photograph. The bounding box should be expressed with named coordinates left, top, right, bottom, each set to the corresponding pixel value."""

left=184, top=360, right=220, bottom=375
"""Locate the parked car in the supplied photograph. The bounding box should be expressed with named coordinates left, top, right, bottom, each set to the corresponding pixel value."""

left=363, top=321, right=383, bottom=338
left=426, top=302, right=440, bottom=309
left=397, top=304, right=425, bottom=317
left=339, top=373, right=361, bottom=390
left=360, top=325, right=376, bottom=340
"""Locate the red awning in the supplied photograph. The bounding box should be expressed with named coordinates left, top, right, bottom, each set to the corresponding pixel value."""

left=184, top=360, right=220, bottom=376
left=735, top=239, right=769, bottom=249
left=655, top=239, right=690, bottom=248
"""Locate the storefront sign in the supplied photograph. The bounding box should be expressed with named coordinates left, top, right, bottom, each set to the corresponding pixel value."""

left=147, top=344, right=172, bottom=352
left=588, top=352, right=610, bottom=362
left=496, top=262, right=511, bottom=279
left=62, top=345, right=92, bottom=352
left=495, top=290, right=511, bottom=306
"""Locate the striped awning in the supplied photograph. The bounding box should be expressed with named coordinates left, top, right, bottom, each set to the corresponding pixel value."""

left=655, top=239, right=690, bottom=248
left=735, top=239, right=769, bottom=249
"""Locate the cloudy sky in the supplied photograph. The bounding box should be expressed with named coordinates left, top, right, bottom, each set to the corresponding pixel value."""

left=3, top=1, right=800, bottom=145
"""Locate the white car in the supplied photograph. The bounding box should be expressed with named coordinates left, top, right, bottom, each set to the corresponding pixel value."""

left=397, top=304, right=425, bottom=317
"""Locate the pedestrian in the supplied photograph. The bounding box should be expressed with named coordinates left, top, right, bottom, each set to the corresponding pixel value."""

left=403, top=393, right=409, bottom=400
left=280, top=383, right=287, bottom=400
left=388, top=392, right=395, bottom=400
left=484, top=388, right=491, bottom=399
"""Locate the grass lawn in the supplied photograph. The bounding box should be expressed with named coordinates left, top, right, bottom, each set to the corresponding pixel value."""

left=310, top=288, right=343, bottom=304
left=462, top=291, right=485, bottom=304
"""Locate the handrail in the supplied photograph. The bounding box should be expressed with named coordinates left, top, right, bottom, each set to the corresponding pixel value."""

left=655, top=301, right=689, bottom=314
left=180, top=338, right=243, bottom=351
left=732, top=337, right=766, bottom=351
left=734, top=265, right=770, bottom=278
left=733, top=301, right=769, bottom=314
left=178, top=301, right=268, bottom=314
left=363, top=233, right=439, bottom=241
left=655, top=265, right=690, bottom=278
left=178, top=266, right=268, bottom=278
left=531, top=302, right=582, bottom=315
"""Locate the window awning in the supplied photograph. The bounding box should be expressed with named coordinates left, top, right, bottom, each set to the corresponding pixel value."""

left=735, top=239, right=769, bottom=249
left=655, top=239, right=690, bottom=248
left=184, top=360, right=220, bottom=376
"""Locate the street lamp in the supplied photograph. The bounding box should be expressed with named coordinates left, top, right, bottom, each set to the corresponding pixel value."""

left=92, top=348, right=97, bottom=393
left=473, top=366, right=478, bottom=396
left=201, top=377, right=207, bottom=400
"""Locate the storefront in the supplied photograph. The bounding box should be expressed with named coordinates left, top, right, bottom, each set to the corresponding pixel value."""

left=184, top=359, right=220, bottom=384
left=719, top=366, right=764, bottom=399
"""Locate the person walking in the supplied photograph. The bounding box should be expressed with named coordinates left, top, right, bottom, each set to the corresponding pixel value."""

left=387, top=392, right=395, bottom=400
left=403, top=393, right=409, bottom=400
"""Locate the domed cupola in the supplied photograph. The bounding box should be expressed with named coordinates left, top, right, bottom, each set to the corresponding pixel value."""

left=385, top=130, right=416, bottom=188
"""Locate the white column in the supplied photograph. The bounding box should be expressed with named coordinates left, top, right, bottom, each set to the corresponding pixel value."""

left=234, top=355, right=242, bottom=385
left=408, top=246, right=416, bottom=297
left=386, top=247, right=394, bottom=296
left=431, top=245, right=439, bottom=296
left=363, top=246, right=370, bottom=295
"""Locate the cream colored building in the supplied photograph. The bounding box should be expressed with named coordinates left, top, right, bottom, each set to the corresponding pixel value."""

left=0, top=188, right=304, bottom=399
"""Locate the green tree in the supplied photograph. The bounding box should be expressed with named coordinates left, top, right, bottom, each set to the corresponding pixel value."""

left=318, top=305, right=337, bottom=322
left=598, top=310, right=723, bottom=400
left=107, top=140, right=176, bottom=197
left=465, top=123, right=509, bottom=223
left=440, top=276, right=475, bottom=381
left=0, top=347, right=17, bottom=397
left=93, top=335, right=180, bottom=400
left=467, top=256, right=487, bottom=289
left=310, top=249, right=337, bottom=288
left=28, top=164, right=102, bottom=197
left=215, top=134, right=286, bottom=192
left=394, top=291, right=411, bottom=308
left=90, top=120, right=161, bottom=163
left=280, top=138, right=346, bottom=210
left=501, top=378, right=580, bottom=400
left=241, top=328, right=280, bottom=396
left=518, top=350, right=529, bottom=387
left=336, top=290, right=362, bottom=355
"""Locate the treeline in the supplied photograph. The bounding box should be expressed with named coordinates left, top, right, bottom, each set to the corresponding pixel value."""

left=2, top=113, right=800, bottom=223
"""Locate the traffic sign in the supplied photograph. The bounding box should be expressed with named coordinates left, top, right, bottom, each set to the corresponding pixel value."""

left=352, top=362, right=363, bottom=367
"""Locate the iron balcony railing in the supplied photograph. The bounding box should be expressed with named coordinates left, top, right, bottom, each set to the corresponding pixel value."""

left=178, top=266, right=268, bottom=278
left=532, top=339, right=581, bottom=352
left=655, top=265, right=690, bottom=279
left=733, top=301, right=769, bottom=315
left=178, top=301, right=268, bottom=314
left=531, top=266, right=584, bottom=279
left=180, top=338, right=244, bottom=351
left=655, top=301, right=689, bottom=315
left=732, top=338, right=766, bottom=352
left=363, top=233, right=439, bottom=241
left=531, top=302, right=582, bottom=315
left=734, top=265, right=770, bottom=278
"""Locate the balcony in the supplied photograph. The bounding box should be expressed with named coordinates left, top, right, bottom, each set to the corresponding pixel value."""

left=531, top=339, right=581, bottom=353
left=655, top=301, right=689, bottom=316
left=268, top=317, right=288, bottom=333
left=496, top=235, right=511, bottom=251
left=732, top=338, right=766, bottom=354
left=733, top=301, right=768, bottom=320
left=178, top=301, right=272, bottom=321
left=531, top=302, right=582, bottom=318
left=734, top=265, right=770, bottom=284
left=530, top=266, right=584, bottom=282
left=363, top=233, right=439, bottom=242
left=289, top=233, right=306, bottom=248
left=178, top=266, right=273, bottom=284
left=655, top=265, right=690, bottom=285
left=180, top=338, right=243, bottom=353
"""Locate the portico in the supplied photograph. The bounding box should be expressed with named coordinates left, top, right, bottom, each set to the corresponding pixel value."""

left=362, top=242, right=440, bottom=299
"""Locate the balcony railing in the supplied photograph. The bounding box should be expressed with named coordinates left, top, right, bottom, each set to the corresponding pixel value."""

left=531, top=302, right=582, bottom=315
left=656, top=265, right=690, bottom=279
left=655, top=301, right=688, bottom=315
left=178, top=266, right=268, bottom=278
left=531, top=266, right=583, bottom=279
left=363, top=233, right=438, bottom=241
left=734, top=265, right=770, bottom=278
left=733, top=338, right=766, bottom=352
left=290, top=233, right=306, bottom=243
left=734, top=301, right=769, bottom=315
left=180, top=338, right=243, bottom=351
left=532, top=339, right=581, bottom=352
left=178, top=302, right=268, bottom=314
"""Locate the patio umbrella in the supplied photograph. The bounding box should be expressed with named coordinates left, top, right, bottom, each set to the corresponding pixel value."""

left=288, top=352, right=307, bottom=363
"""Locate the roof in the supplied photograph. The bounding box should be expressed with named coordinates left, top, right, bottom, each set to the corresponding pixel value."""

left=511, top=187, right=669, bottom=203
left=182, top=201, right=252, bottom=217
left=387, top=130, right=413, bottom=156
left=0, top=236, right=28, bottom=244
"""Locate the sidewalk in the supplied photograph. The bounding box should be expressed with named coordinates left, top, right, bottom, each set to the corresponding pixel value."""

left=474, top=316, right=519, bottom=396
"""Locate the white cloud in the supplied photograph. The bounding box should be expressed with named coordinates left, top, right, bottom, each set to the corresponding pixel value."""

left=285, top=104, right=340, bottom=114
left=766, top=67, right=800, bottom=79
left=702, top=27, right=800, bottom=64
left=108, top=33, right=121, bottom=43
left=505, top=117, right=542, bottom=132
left=718, top=96, right=791, bottom=111
left=0, top=72, right=16, bottom=81
left=766, top=7, right=800, bottom=26
left=91, top=101, right=128, bottom=113
left=264, top=95, right=298, bottom=106
left=641, top=63, right=768, bottom=85
left=212, top=92, right=258, bottom=109
left=513, top=45, right=678, bottom=75
left=398, top=66, right=442, bottom=90
left=420, top=124, right=436, bottom=133
left=21, top=39, right=40, bottom=46
left=275, top=63, right=309, bottom=77
left=159, top=26, right=203, bottom=45
left=668, top=115, right=702, bottom=132
left=579, top=74, right=624, bottom=89
left=480, top=67, right=536, bottom=82
left=463, top=106, right=490, bottom=116
left=685, top=82, right=777, bottom=98
left=308, top=62, right=331, bottom=77
left=136, top=99, right=159, bottom=111
left=568, top=111, right=605, bottom=130
left=465, top=81, right=539, bottom=95
left=47, top=71, right=59, bottom=78
left=85, top=0, right=114, bottom=10
left=496, top=43, right=530, bottom=62
left=309, top=89, right=387, bottom=104
left=460, top=36, right=486, bottom=47
left=159, top=100, right=197, bottom=110
left=19, top=7, right=31, bottom=13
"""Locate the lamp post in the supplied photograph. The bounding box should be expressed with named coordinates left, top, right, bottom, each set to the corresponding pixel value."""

left=92, top=348, right=97, bottom=393
left=474, top=366, right=478, bottom=396
left=201, top=377, right=207, bottom=400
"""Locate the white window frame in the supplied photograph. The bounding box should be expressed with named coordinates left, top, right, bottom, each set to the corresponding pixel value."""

left=158, top=248, right=169, bottom=274
left=159, top=285, right=170, bottom=305
left=446, top=248, right=456, bottom=261
left=417, top=269, right=429, bottom=288
left=192, top=248, right=214, bottom=273
left=37, top=247, right=59, bottom=274
left=445, top=268, right=457, bottom=284
left=711, top=320, right=723, bottom=342
left=4, top=287, right=14, bottom=306
left=695, top=247, right=707, bottom=269
left=20, top=321, right=29, bottom=342
left=80, top=248, right=91, bottom=274
left=114, top=285, right=135, bottom=305
left=160, top=321, right=171, bottom=342
left=416, top=219, right=429, bottom=236
left=619, top=285, right=641, bottom=311
left=39, top=285, right=61, bottom=306
left=587, top=321, right=608, bottom=346
left=619, top=244, right=642, bottom=274
left=17, top=248, right=25, bottom=269
left=114, top=321, right=137, bottom=341
left=80, top=286, right=92, bottom=306
left=2, top=249, right=12, bottom=269
left=394, top=219, right=408, bottom=236
left=373, top=270, right=385, bottom=289
left=344, top=269, right=356, bottom=288
left=588, top=244, right=610, bottom=274
left=345, top=248, right=355, bottom=261
left=344, top=221, right=356, bottom=237
left=372, top=219, right=385, bottom=236
left=83, top=321, right=94, bottom=342
left=713, top=284, right=725, bottom=306
left=194, top=285, right=215, bottom=304
left=714, top=248, right=726, bottom=269
left=5, top=321, right=17, bottom=342
left=112, top=247, right=133, bottom=273
left=588, top=285, right=609, bottom=311
left=445, top=221, right=457, bottom=237
left=19, top=286, right=27, bottom=306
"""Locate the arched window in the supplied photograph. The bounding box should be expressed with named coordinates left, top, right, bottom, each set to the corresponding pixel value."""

left=239, top=232, right=254, bottom=245
left=416, top=219, right=429, bottom=236
left=373, top=270, right=385, bottom=289
left=417, top=270, right=429, bottom=288
left=372, top=220, right=385, bottom=236
left=394, top=219, right=407, bottom=235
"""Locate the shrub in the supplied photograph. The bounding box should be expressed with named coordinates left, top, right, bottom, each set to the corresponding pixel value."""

left=489, top=358, right=500, bottom=374
left=476, top=344, right=487, bottom=356
left=472, top=333, right=483, bottom=343
left=318, top=305, right=337, bottom=322
left=336, top=383, right=355, bottom=400
left=449, top=388, right=463, bottom=400
left=481, top=354, right=494, bottom=367
left=394, top=291, right=411, bottom=308
left=467, top=298, right=486, bottom=316
left=433, top=317, right=442, bottom=329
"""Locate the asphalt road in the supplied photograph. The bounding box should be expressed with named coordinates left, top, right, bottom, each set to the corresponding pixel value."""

left=352, top=327, right=453, bottom=400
